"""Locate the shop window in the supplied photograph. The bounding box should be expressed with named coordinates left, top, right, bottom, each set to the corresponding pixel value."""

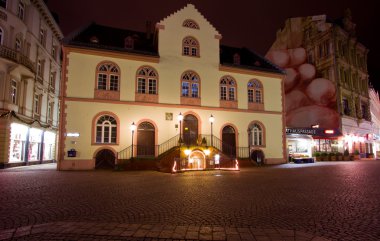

left=9, top=123, right=28, bottom=163
left=183, top=19, right=199, bottom=29
left=182, top=36, right=199, bottom=57
left=43, top=131, right=56, bottom=160
left=95, top=115, right=117, bottom=144
left=29, top=128, right=42, bottom=161
left=17, top=1, right=25, bottom=20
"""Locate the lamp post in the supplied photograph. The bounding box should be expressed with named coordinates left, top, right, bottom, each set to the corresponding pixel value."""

left=209, top=114, right=215, bottom=147
left=130, top=122, right=136, bottom=158
left=178, top=112, right=183, bottom=144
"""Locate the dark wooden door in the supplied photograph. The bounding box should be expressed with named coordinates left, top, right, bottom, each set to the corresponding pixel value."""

left=222, top=126, right=236, bottom=156
left=137, top=122, right=155, bottom=156
left=183, top=114, right=198, bottom=145
left=95, top=149, right=115, bottom=169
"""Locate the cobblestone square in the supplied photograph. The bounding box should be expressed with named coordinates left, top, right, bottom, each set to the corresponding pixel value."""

left=1, top=161, right=379, bottom=240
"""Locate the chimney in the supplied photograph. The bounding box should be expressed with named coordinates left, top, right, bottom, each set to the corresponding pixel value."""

left=146, top=21, right=152, bottom=39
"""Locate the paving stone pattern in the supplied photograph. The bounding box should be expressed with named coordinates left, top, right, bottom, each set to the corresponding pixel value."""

left=1, top=161, right=380, bottom=240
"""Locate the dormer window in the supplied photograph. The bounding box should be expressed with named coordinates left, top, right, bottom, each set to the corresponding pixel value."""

left=90, top=36, right=99, bottom=43
left=124, top=36, right=134, bottom=49
left=233, top=53, right=240, bottom=65
left=183, top=19, right=199, bottom=29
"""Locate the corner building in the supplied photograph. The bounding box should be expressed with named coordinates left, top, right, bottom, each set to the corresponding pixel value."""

left=268, top=9, right=372, bottom=159
left=59, top=4, right=285, bottom=171
left=0, top=0, right=62, bottom=168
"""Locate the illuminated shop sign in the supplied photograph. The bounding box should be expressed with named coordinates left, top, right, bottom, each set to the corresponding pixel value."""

left=286, top=128, right=341, bottom=137
left=286, top=128, right=317, bottom=135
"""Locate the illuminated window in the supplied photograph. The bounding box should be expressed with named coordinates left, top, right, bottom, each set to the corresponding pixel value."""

left=96, top=62, right=120, bottom=91
left=182, top=36, right=199, bottom=57
left=181, top=71, right=200, bottom=98
left=136, top=66, right=158, bottom=94
left=220, top=76, right=236, bottom=101
left=248, top=122, right=265, bottom=146
left=183, top=19, right=199, bottom=29
left=96, top=115, right=117, bottom=144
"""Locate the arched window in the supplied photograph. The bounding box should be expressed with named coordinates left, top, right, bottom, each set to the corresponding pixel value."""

left=136, top=66, right=158, bottom=94
left=182, top=36, right=199, bottom=57
left=96, top=62, right=120, bottom=91
left=220, top=76, right=236, bottom=101
left=248, top=122, right=265, bottom=146
left=183, top=19, right=199, bottom=29
left=248, top=79, right=263, bottom=103
left=181, top=71, right=200, bottom=98
left=96, top=115, right=117, bottom=144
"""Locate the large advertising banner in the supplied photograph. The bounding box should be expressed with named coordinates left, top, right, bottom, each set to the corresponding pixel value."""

left=266, top=16, right=340, bottom=129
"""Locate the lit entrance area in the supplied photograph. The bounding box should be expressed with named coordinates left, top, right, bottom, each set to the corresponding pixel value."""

left=186, top=150, right=206, bottom=170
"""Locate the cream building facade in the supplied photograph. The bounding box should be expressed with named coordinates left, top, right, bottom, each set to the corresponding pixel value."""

left=0, top=0, right=62, bottom=168
left=59, top=4, right=285, bottom=171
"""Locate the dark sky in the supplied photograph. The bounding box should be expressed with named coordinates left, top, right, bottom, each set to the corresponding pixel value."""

left=46, top=0, right=379, bottom=92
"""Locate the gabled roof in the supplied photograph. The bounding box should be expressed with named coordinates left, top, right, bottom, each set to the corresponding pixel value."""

left=220, top=45, right=284, bottom=74
left=63, top=22, right=158, bottom=57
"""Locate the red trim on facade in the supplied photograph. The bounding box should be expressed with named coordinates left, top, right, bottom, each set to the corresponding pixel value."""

left=63, top=97, right=283, bottom=115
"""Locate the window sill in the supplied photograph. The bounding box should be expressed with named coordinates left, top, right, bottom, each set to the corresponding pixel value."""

left=94, top=90, right=120, bottom=100
left=181, top=96, right=201, bottom=106
left=135, top=93, right=158, bottom=103
left=248, top=102, right=264, bottom=111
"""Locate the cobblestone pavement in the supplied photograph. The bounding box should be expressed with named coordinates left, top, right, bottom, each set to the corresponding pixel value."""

left=1, top=161, right=380, bottom=240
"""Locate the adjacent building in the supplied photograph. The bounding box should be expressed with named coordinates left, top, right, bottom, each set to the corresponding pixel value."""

left=369, top=88, right=380, bottom=158
left=59, top=4, right=286, bottom=171
left=267, top=9, right=372, bottom=159
left=0, top=0, right=63, bottom=168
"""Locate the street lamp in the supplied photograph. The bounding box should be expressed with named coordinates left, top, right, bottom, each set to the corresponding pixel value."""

left=209, top=114, right=215, bottom=147
left=130, top=122, right=136, bottom=158
left=178, top=112, right=183, bottom=144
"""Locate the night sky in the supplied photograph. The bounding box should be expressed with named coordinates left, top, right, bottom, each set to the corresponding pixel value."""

left=46, top=0, right=379, bottom=92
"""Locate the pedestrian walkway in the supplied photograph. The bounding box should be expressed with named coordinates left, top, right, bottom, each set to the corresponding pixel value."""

left=0, top=221, right=330, bottom=241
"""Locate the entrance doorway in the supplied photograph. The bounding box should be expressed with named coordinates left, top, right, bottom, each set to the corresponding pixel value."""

left=95, top=149, right=115, bottom=169
left=222, top=125, right=236, bottom=157
left=187, top=150, right=206, bottom=170
left=250, top=149, right=265, bottom=165
left=183, top=114, right=198, bottom=145
left=137, top=122, right=155, bottom=157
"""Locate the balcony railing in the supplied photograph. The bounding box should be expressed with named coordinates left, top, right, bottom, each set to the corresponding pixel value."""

left=0, top=45, right=36, bottom=73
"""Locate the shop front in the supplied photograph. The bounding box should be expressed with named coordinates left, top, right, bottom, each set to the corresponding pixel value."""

left=286, top=127, right=342, bottom=163
left=7, top=122, right=57, bottom=166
